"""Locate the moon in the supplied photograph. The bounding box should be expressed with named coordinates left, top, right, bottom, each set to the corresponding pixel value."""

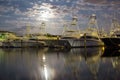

left=37, top=8, right=55, bottom=21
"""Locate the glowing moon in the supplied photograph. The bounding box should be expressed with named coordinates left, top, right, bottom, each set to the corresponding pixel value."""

left=37, top=9, right=55, bottom=21
left=41, top=10, right=51, bottom=18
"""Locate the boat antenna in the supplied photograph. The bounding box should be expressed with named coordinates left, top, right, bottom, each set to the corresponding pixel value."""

left=110, top=18, right=120, bottom=36
left=71, top=16, right=78, bottom=25
left=88, top=14, right=98, bottom=29
left=40, top=22, right=46, bottom=35
left=26, top=23, right=30, bottom=39
left=88, top=14, right=100, bottom=39
left=62, top=24, right=68, bottom=35
left=71, top=16, right=79, bottom=31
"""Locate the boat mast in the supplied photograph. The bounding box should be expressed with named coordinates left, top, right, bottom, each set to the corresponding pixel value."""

left=40, top=22, right=46, bottom=35
left=71, top=16, right=78, bottom=25
left=88, top=14, right=99, bottom=30
left=71, top=16, right=79, bottom=31
left=62, top=24, right=68, bottom=35
left=87, top=14, right=100, bottom=39
left=26, top=23, right=30, bottom=39
left=110, top=18, right=120, bottom=37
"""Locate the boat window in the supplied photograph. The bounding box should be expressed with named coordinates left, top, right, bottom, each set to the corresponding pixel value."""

left=80, top=36, right=98, bottom=39
left=61, top=37, right=77, bottom=39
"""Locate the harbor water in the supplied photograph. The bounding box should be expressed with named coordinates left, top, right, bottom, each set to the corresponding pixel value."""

left=0, top=47, right=120, bottom=80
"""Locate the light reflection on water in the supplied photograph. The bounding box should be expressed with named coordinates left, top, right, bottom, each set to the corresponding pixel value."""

left=0, top=47, right=120, bottom=80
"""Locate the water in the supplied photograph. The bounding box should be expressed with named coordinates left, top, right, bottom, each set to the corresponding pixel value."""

left=0, top=47, right=120, bottom=80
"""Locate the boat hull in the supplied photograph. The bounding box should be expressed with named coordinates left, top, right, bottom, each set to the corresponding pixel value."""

left=77, top=39, right=104, bottom=48
left=101, top=38, right=120, bottom=47
left=40, top=40, right=71, bottom=48
left=1, top=40, right=45, bottom=48
left=65, top=39, right=103, bottom=48
left=42, top=39, right=104, bottom=48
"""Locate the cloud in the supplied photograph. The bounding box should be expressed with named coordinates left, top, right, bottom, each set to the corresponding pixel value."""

left=0, top=0, right=119, bottom=35
left=0, top=5, right=14, bottom=13
left=14, top=8, right=23, bottom=15
left=84, top=0, right=107, bottom=4
left=84, top=0, right=120, bottom=6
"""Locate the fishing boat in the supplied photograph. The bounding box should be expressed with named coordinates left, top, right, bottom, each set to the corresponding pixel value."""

left=60, top=16, right=84, bottom=48
left=1, top=40, right=45, bottom=48
left=79, top=14, right=104, bottom=47
left=101, top=37, right=120, bottom=47
left=80, top=27, right=104, bottom=47
left=101, top=19, right=120, bottom=47
left=0, top=30, right=45, bottom=48
left=61, top=26, right=83, bottom=48
left=60, top=14, right=104, bottom=48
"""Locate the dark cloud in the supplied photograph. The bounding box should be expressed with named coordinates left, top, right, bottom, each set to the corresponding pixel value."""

left=84, top=0, right=120, bottom=4
left=84, top=0, right=107, bottom=4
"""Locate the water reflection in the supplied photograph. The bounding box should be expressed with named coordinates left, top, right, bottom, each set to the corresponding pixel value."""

left=100, top=48, right=120, bottom=80
left=60, top=47, right=104, bottom=80
left=0, top=47, right=120, bottom=80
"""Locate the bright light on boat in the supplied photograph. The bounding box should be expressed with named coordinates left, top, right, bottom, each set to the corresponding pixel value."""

left=102, top=47, right=105, bottom=52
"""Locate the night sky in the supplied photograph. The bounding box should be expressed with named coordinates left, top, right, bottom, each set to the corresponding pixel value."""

left=0, top=0, right=119, bottom=35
